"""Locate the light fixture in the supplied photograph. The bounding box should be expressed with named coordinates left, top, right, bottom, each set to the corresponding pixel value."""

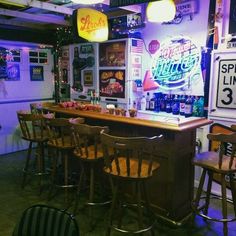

left=0, top=0, right=24, bottom=7
left=146, top=0, right=176, bottom=23
left=71, top=0, right=104, bottom=4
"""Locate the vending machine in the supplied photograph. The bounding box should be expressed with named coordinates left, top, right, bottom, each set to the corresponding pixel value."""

left=98, top=38, right=144, bottom=109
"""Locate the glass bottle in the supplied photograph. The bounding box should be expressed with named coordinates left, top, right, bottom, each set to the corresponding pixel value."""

left=179, top=95, right=186, bottom=116
left=146, top=92, right=150, bottom=110
left=184, top=95, right=193, bottom=118
left=172, top=94, right=180, bottom=115
left=149, top=94, right=156, bottom=111
left=165, top=94, right=172, bottom=113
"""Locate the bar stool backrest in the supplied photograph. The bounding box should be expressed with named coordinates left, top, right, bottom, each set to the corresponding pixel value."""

left=231, top=125, right=236, bottom=132
left=17, top=111, right=47, bottom=142
left=207, top=132, right=236, bottom=169
left=45, top=117, right=84, bottom=149
left=70, top=120, right=109, bottom=159
left=100, top=132, right=163, bottom=178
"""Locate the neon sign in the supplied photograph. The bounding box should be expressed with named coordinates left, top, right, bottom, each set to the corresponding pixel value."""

left=151, top=36, right=201, bottom=90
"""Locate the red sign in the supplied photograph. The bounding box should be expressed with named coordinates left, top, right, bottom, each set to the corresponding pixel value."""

left=148, top=40, right=160, bottom=54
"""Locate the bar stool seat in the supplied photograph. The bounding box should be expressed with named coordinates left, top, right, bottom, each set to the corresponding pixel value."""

left=192, top=130, right=236, bottom=236
left=100, top=131, right=163, bottom=236
left=17, top=111, right=53, bottom=192
left=69, top=119, right=110, bottom=217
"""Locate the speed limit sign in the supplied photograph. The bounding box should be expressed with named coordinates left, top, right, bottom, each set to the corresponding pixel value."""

left=216, top=59, right=236, bottom=109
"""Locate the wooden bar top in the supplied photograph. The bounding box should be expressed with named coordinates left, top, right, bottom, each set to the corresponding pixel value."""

left=44, top=105, right=212, bottom=132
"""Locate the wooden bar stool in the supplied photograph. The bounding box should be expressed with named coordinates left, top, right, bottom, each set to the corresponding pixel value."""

left=69, top=119, right=110, bottom=217
left=45, top=117, right=84, bottom=205
left=192, top=131, right=236, bottom=236
left=100, top=131, right=163, bottom=236
left=17, top=111, right=53, bottom=192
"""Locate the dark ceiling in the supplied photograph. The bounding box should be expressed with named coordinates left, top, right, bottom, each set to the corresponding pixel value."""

left=0, top=0, right=141, bottom=45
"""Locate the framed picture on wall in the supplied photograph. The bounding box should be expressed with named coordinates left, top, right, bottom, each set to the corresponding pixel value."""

left=30, top=65, right=44, bottom=81
left=83, top=70, right=93, bottom=86
left=6, top=64, right=20, bottom=81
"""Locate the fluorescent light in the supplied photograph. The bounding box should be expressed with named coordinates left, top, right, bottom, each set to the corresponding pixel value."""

left=146, top=0, right=176, bottom=23
left=0, top=0, right=25, bottom=7
left=71, top=0, right=104, bottom=4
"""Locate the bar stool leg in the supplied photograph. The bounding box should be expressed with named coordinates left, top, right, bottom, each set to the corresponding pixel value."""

left=229, top=174, right=236, bottom=216
left=48, top=149, right=58, bottom=201
left=37, top=143, right=44, bottom=194
left=74, top=164, right=85, bottom=215
left=204, top=171, right=213, bottom=215
left=142, top=180, right=155, bottom=236
left=106, top=180, right=119, bottom=236
left=137, top=182, right=144, bottom=230
left=22, top=142, right=32, bottom=189
left=64, top=152, right=69, bottom=206
left=194, top=169, right=207, bottom=210
left=221, top=174, right=228, bottom=236
left=88, top=164, right=95, bottom=219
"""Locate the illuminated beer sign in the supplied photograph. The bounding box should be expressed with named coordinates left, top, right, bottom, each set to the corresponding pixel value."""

left=76, top=8, right=108, bottom=42
left=151, top=36, right=201, bottom=90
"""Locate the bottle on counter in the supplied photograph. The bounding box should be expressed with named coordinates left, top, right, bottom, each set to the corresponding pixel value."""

left=184, top=95, right=193, bottom=117
left=165, top=94, right=172, bottom=113
left=172, top=94, right=180, bottom=115
left=149, top=94, right=156, bottom=111
left=160, top=94, right=166, bottom=112
left=154, top=92, right=161, bottom=112
left=146, top=92, right=150, bottom=110
left=140, top=95, right=146, bottom=111
left=198, top=96, right=205, bottom=117
left=192, top=96, right=199, bottom=117
left=179, top=95, right=186, bottom=116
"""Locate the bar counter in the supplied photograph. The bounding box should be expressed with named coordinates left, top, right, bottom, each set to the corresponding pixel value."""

left=44, top=104, right=212, bottom=226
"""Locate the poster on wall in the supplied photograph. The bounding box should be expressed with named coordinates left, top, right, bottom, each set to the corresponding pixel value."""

left=99, top=69, right=125, bottom=98
left=0, top=47, right=7, bottom=80
left=99, top=41, right=126, bottom=67
left=83, top=70, right=93, bottom=86
left=6, top=64, right=20, bottom=81
left=30, top=65, right=44, bottom=81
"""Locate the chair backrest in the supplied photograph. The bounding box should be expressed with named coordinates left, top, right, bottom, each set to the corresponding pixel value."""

left=30, top=103, right=43, bottom=114
left=12, top=204, right=79, bottom=236
left=70, top=119, right=109, bottom=159
left=231, top=124, right=236, bottom=132
left=45, top=117, right=84, bottom=149
left=100, top=132, right=163, bottom=178
left=17, top=111, right=47, bottom=142
left=207, top=132, right=236, bottom=169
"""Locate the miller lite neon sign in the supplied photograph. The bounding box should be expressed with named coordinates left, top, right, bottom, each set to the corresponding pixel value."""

left=151, top=36, right=201, bottom=90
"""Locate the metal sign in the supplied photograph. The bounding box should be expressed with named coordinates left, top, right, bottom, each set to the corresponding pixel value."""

left=110, top=0, right=156, bottom=8
left=216, top=59, right=236, bottom=109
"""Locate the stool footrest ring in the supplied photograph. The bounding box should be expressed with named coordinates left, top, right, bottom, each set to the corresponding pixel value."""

left=192, top=194, right=236, bottom=223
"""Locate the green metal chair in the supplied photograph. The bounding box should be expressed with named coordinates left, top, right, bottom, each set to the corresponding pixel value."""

left=12, top=204, right=80, bottom=236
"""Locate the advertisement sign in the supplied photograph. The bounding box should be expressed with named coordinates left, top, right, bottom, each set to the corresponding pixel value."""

left=216, top=59, right=236, bottom=109
left=83, top=70, right=93, bottom=86
left=76, top=8, right=108, bottom=42
left=99, top=69, right=125, bottom=98
left=30, top=65, right=44, bottom=81
left=99, top=41, right=126, bottom=67
left=6, top=64, right=20, bottom=81
left=151, top=36, right=204, bottom=95
left=0, top=47, right=7, bottom=80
